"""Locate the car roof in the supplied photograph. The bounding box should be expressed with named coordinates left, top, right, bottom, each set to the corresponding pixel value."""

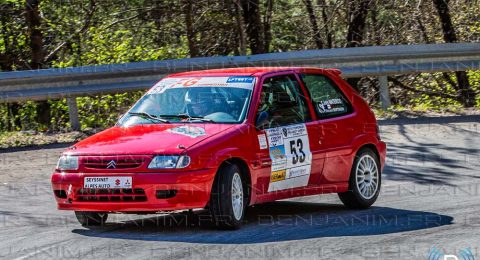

left=167, top=67, right=340, bottom=78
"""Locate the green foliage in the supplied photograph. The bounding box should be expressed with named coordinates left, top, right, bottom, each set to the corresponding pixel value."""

left=48, top=99, right=69, bottom=131
left=407, top=73, right=463, bottom=110
left=468, top=71, right=480, bottom=107
left=0, top=0, right=479, bottom=134
left=0, top=104, right=8, bottom=131
left=75, top=91, right=144, bottom=130
left=45, top=92, right=144, bottom=132
left=0, top=92, right=144, bottom=132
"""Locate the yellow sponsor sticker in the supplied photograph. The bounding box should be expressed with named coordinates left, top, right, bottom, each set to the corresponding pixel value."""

left=270, top=170, right=286, bottom=182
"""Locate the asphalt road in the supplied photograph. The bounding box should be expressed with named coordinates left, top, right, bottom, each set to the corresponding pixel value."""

left=0, top=115, right=479, bottom=260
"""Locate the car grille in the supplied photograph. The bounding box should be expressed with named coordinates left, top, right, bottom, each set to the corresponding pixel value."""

left=83, top=157, right=145, bottom=169
left=76, top=188, right=147, bottom=202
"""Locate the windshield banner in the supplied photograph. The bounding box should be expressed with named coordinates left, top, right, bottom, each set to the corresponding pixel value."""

left=149, top=76, right=255, bottom=94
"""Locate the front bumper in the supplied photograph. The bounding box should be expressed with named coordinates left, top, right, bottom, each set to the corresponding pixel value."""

left=51, top=169, right=216, bottom=212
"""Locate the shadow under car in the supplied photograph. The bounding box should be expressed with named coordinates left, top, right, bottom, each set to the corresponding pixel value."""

left=72, top=201, right=453, bottom=244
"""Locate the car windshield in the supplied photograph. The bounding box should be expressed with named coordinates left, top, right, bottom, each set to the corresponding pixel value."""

left=118, top=76, right=254, bottom=126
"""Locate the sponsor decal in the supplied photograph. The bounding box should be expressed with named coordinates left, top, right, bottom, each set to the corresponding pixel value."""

left=266, top=124, right=312, bottom=192
left=257, top=134, right=268, bottom=149
left=226, top=76, right=254, bottom=83
left=317, top=98, right=346, bottom=113
left=167, top=125, right=206, bottom=138
left=270, top=145, right=286, bottom=160
left=83, top=177, right=132, bottom=189
left=270, top=170, right=286, bottom=182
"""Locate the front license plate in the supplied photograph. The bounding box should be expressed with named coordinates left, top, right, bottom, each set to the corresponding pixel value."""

left=83, top=177, right=132, bottom=189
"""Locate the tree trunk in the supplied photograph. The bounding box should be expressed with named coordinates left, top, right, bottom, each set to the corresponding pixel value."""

left=183, top=0, right=199, bottom=57
left=345, top=0, right=369, bottom=91
left=346, top=0, right=369, bottom=48
left=234, top=0, right=247, bottom=55
left=263, top=0, right=273, bottom=52
left=150, top=0, right=167, bottom=45
left=416, top=9, right=433, bottom=44
left=317, top=0, right=332, bottom=48
left=369, top=1, right=382, bottom=45
left=241, top=0, right=265, bottom=54
left=432, top=0, right=476, bottom=107
left=26, top=0, right=51, bottom=128
left=25, top=0, right=43, bottom=69
left=303, top=0, right=323, bottom=49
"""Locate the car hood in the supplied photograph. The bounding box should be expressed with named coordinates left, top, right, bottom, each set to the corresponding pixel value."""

left=67, top=123, right=236, bottom=155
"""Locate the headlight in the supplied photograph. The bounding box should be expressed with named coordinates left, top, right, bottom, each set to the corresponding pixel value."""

left=56, top=155, right=79, bottom=170
left=148, top=155, right=190, bottom=169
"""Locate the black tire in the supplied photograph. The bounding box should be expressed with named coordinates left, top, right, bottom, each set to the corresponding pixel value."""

left=209, top=164, right=245, bottom=230
left=74, top=211, right=108, bottom=227
left=338, top=147, right=381, bottom=209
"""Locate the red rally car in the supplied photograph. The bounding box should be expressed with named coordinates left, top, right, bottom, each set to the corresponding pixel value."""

left=52, top=67, right=386, bottom=229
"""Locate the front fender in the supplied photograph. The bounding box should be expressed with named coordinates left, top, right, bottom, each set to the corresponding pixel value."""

left=205, top=147, right=246, bottom=169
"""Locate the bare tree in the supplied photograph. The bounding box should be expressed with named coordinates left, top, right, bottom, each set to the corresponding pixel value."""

left=234, top=0, right=247, bottom=55
left=263, top=0, right=274, bottom=52
left=183, top=0, right=199, bottom=57
left=26, top=0, right=51, bottom=127
left=345, top=0, right=370, bottom=90
left=241, top=0, right=265, bottom=54
left=432, top=0, right=476, bottom=107
left=26, top=0, right=43, bottom=69
left=346, top=0, right=369, bottom=47
left=317, top=0, right=332, bottom=48
left=303, top=0, right=323, bottom=49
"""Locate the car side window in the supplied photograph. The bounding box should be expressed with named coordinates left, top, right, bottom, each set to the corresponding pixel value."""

left=257, top=75, right=311, bottom=128
left=300, top=74, right=352, bottom=118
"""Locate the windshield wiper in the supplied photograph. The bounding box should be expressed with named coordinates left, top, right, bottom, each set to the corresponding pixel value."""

left=128, top=112, right=170, bottom=123
left=159, top=113, right=215, bottom=122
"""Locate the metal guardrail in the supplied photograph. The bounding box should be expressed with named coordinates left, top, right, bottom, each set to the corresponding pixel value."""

left=1, top=42, right=479, bottom=130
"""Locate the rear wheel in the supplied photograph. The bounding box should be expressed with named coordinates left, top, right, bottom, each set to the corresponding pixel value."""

left=209, top=164, right=245, bottom=229
left=338, top=148, right=381, bottom=209
left=74, top=211, right=108, bottom=227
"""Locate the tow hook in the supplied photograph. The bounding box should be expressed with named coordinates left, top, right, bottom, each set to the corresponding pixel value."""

left=66, top=184, right=73, bottom=204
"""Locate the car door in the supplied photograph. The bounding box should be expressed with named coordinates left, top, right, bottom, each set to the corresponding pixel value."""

left=298, top=72, right=358, bottom=184
left=253, top=73, right=324, bottom=195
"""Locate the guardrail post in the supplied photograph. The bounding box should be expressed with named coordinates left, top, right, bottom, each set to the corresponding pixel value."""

left=378, top=76, right=391, bottom=110
left=67, top=97, right=80, bottom=131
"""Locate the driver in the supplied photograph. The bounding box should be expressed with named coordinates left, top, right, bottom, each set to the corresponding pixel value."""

left=186, top=89, right=214, bottom=117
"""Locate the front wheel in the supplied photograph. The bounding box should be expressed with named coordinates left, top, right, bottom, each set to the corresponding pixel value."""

left=338, top=148, right=381, bottom=209
left=74, top=211, right=108, bottom=227
left=209, top=164, right=245, bottom=229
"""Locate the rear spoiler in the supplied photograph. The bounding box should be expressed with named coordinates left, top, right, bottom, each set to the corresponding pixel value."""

left=329, top=69, right=342, bottom=75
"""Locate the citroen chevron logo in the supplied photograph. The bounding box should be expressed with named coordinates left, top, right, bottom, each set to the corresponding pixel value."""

left=107, top=160, right=116, bottom=169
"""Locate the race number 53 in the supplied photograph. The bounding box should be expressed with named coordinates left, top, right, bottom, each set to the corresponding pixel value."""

left=289, top=138, right=306, bottom=165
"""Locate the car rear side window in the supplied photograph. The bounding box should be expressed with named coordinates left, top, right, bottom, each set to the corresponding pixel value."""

left=300, top=74, right=352, bottom=118
left=257, top=74, right=311, bottom=128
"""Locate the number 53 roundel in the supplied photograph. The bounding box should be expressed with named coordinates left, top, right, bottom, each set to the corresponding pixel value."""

left=265, top=124, right=312, bottom=192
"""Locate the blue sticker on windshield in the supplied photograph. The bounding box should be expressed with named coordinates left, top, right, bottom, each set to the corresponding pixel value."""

left=226, top=76, right=254, bottom=83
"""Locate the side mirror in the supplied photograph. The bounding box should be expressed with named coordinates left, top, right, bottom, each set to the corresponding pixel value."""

left=255, top=111, right=269, bottom=129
